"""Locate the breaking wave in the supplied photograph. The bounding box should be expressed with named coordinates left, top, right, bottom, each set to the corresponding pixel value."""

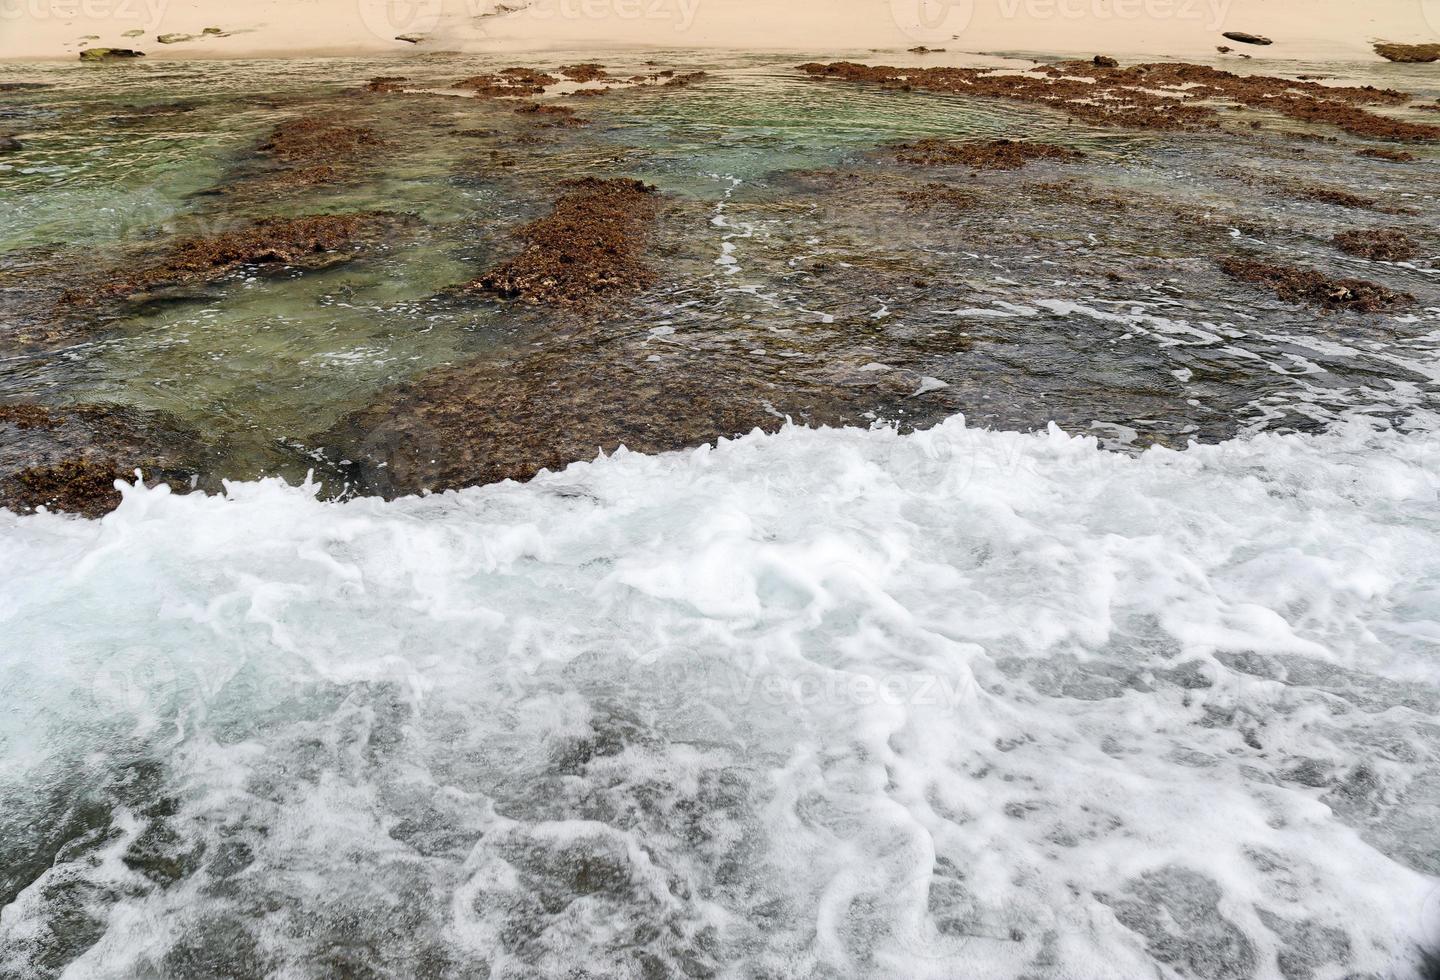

left=1, top=417, right=1438, bottom=978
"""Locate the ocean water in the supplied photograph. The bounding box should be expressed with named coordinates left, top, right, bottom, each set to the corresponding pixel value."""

left=1, top=418, right=1438, bottom=977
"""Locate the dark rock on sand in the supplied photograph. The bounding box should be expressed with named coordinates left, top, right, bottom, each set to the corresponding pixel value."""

left=1093, top=55, right=1119, bottom=68
left=1373, top=43, right=1440, bottom=64
left=0, top=404, right=206, bottom=517
left=78, top=48, right=145, bottom=61
left=1222, top=31, right=1272, bottom=46
left=1219, top=257, right=1413, bottom=312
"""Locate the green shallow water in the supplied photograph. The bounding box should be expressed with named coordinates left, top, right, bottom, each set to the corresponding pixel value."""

left=2, top=53, right=1439, bottom=491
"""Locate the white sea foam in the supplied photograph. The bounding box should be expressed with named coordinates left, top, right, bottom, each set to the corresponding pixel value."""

left=1, top=418, right=1438, bottom=978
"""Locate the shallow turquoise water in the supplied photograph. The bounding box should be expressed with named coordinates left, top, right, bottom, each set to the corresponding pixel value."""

left=1, top=54, right=1438, bottom=487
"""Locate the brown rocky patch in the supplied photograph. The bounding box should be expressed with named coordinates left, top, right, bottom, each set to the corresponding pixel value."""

left=798, top=61, right=1440, bottom=141
left=1333, top=229, right=1420, bottom=263
left=0, top=404, right=205, bottom=517
left=364, top=76, right=409, bottom=93
left=1290, top=183, right=1378, bottom=209
left=898, top=182, right=978, bottom=210
left=559, top=63, right=609, bottom=82
left=1356, top=147, right=1417, bottom=162
left=68, top=212, right=406, bottom=304
left=315, top=338, right=913, bottom=497
left=896, top=138, right=1083, bottom=170
left=261, top=117, right=385, bottom=165
left=1219, top=257, right=1413, bottom=312
left=453, top=67, right=558, bottom=97
left=515, top=102, right=587, bottom=126
left=8, top=460, right=129, bottom=518
left=252, top=116, right=388, bottom=187
left=463, top=178, right=659, bottom=305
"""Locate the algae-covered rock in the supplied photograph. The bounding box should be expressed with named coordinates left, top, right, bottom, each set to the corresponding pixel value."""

left=1374, top=43, right=1440, bottom=63
left=78, top=48, right=145, bottom=61
left=156, top=33, right=197, bottom=44
left=0, top=403, right=207, bottom=517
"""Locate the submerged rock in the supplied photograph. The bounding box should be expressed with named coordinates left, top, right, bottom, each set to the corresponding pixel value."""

left=799, top=61, right=1440, bottom=140
left=247, top=116, right=388, bottom=187
left=0, top=135, right=20, bottom=152
left=1333, top=229, right=1420, bottom=263
left=1356, top=147, right=1417, bottom=162
left=69, top=212, right=411, bottom=305
left=1219, top=257, right=1413, bottom=312
left=558, top=63, right=608, bottom=82
left=896, top=137, right=1083, bottom=170
left=315, top=337, right=912, bottom=497
left=260, top=116, right=385, bottom=164
left=453, top=67, right=558, bottom=97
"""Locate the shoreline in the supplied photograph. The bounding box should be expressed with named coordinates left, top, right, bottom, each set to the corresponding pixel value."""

left=2, top=0, right=1438, bottom=64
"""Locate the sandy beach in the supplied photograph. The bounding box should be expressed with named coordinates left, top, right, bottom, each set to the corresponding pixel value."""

left=2, top=0, right=1438, bottom=62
